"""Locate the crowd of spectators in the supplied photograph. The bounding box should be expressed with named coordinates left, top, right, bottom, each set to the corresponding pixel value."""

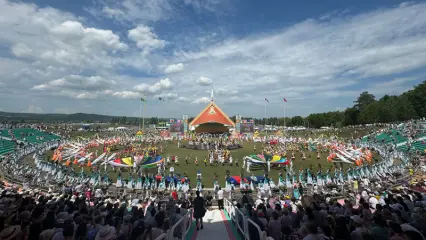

left=0, top=184, right=194, bottom=240
left=234, top=188, right=426, bottom=240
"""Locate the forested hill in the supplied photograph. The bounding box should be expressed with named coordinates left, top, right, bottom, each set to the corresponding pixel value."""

left=0, top=112, right=168, bottom=125
left=0, top=112, right=114, bottom=123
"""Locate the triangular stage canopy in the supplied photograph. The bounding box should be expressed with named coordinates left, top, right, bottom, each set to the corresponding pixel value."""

left=190, top=101, right=235, bottom=127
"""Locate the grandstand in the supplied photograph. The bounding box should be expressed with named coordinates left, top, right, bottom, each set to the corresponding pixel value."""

left=0, top=128, right=61, bottom=155
left=0, top=128, right=60, bottom=144
left=0, top=140, right=15, bottom=155
left=362, top=125, right=426, bottom=153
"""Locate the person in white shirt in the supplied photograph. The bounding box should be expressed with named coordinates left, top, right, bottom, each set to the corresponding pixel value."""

left=369, top=195, right=379, bottom=210
left=217, top=187, right=224, bottom=210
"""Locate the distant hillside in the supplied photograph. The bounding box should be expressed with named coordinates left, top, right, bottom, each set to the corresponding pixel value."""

left=0, top=111, right=175, bottom=125
left=0, top=111, right=114, bottom=123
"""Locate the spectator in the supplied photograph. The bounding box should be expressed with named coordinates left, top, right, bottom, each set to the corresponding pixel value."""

left=370, top=214, right=389, bottom=240
left=217, top=187, right=224, bottom=210
left=193, top=190, right=206, bottom=231
left=267, top=211, right=281, bottom=240
left=388, top=221, right=407, bottom=240
left=248, top=209, right=264, bottom=240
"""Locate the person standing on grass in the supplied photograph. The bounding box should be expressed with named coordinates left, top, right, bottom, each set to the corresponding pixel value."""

left=193, top=190, right=206, bottom=230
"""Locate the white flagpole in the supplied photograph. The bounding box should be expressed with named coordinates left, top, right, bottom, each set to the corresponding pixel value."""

left=142, top=93, right=146, bottom=130
left=264, top=100, right=266, bottom=128
left=283, top=103, right=286, bottom=131
left=139, top=100, right=142, bottom=130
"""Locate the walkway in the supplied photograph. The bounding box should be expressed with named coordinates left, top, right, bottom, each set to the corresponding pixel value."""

left=187, top=209, right=242, bottom=240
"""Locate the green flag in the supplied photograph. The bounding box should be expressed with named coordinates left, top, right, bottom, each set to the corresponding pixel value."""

left=140, top=98, right=146, bottom=102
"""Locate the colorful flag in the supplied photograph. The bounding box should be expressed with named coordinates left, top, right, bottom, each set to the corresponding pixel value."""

left=283, top=98, right=288, bottom=102
left=265, top=98, right=269, bottom=103
left=140, top=98, right=146, bottom=102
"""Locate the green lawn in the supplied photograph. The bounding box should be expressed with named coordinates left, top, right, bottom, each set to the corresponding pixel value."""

left=25, top=142, right=375, bottom=188
left=22, top=127, right=380, bottom=187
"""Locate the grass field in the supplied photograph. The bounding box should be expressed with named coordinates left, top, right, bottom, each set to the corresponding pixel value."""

left=23, top=127, right=379, bottom=187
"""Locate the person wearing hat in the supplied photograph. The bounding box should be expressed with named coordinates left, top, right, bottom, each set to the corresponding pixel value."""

left=0, top=225, right=21, bottom=240
left=95, top=226, right=116, bottom=240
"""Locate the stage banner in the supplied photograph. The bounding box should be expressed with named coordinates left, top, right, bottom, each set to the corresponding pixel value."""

left=236, top=114, right=241, bottom=134
left=183, top=115, right=188, bottom=133
left=241, top=119, right=254, bottom=133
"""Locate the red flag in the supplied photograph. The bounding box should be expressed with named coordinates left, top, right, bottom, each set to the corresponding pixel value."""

left=283, top=98, right=288, bottom=102
left=264, top=98, right=269, bottom=103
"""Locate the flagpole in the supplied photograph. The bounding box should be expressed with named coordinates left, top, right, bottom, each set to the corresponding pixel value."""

left=142, top=93, right=146, bottom=130
left=283, top=104, right=286, bottom=132
left=264, top=100, right=266, bottom=128
left=157, top=99, right=159, bottom=126
left=139, top=101, right=142, bottom=130
left=143, top=102, right=145, bottom=130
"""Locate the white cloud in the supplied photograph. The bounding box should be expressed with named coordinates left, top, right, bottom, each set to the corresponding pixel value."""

left=169, top=2, right=426, bottom=115
left=2, top=0, right=426, bottom=117
left=215, top=88, right=238, bottom=96
left=128, top=25, right=166, bottom=55
left=25, top=105, right=44, bottom=114
left=183, top=0, right=232, bottom=14
left=11, top=43, right=33, bottom=57
left=32, top=75, right=116, bottom=91
left=134, top=78, right=173, bottom=94
left=111, top=91, right=141, bottom=99
left=176, top=96, right=189, bottom=102
left=195, top=76, right=213, bottom=86
left=90, top=0, right=173, bottom=23
left=163, top=92, right=178, bottom=99
left=164, top=63, right=184, bottom=74
left=192, top=97, right=211, bottom=104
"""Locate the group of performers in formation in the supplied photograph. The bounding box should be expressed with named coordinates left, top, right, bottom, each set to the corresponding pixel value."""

left=12, top=131, right=410, bottom=201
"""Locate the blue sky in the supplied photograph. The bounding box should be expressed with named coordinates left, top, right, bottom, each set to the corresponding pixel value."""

left=0, top=0, right=425, bottom=118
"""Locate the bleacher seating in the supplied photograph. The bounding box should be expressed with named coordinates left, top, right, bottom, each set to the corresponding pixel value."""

left=0, top=128, right=60, bottom=144
left=0, top=140, right=15, bottom=155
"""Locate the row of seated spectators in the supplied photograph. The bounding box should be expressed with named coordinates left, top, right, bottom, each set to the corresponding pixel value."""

left=1, top=179, right=425, bottom=240
left=235, top=187, right=426, bottom=240
left=0, top=183, right=194, bottom=240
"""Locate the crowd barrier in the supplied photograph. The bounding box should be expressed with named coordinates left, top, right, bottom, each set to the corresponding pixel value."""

left=155, top=233, right=167, bottom=240
left=167, top=209, right=193, bottom=240
left=224, top=198, right=268, bottom=240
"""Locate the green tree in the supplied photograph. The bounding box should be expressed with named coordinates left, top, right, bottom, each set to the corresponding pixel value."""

left=343, top=107, right=359, bottom=126
left=354, top=91, right=376, bottom=112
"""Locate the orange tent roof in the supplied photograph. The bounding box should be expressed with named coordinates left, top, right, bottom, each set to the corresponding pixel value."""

left=190, top=101, right=235, bottom=127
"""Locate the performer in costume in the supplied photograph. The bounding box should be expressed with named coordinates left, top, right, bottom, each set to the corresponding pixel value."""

left=116, top=172, right=123, bottom=188
left=127, top=175, right=133, bottom=189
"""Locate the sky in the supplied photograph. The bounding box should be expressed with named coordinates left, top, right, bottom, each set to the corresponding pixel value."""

left=0, top=0, right=426, bottom=118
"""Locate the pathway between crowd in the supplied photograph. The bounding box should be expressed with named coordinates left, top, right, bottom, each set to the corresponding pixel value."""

left=186, top=209, right=242, bottom=240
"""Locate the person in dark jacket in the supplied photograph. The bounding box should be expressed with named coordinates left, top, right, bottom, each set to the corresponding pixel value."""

left=193, top=191, right=206, bottom=231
